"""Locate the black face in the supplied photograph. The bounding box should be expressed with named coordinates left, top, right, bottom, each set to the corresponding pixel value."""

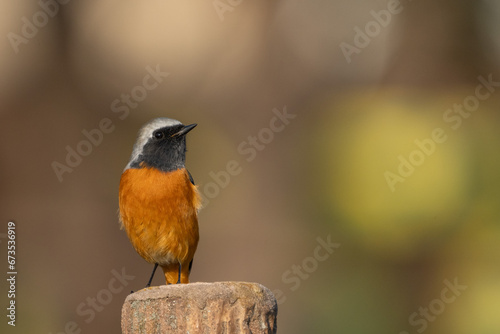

left=130, top=124, right=191, bottom=172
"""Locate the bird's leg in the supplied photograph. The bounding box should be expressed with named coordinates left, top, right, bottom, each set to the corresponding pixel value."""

left=146, top=263, right=159, bottom=288
left=177, top=262, right=182, bottom=284
left=189, top=259, right=193, bottom=274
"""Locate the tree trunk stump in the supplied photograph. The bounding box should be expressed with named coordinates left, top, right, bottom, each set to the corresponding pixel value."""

left=121, top=282, right=278, bottom=333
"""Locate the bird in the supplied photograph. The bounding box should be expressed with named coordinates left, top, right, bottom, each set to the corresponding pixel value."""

left=118, top=118, right=201, bottom=287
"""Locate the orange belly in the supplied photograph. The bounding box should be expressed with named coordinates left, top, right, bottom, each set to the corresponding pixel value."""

left=119, top=167, right=201, bottom=274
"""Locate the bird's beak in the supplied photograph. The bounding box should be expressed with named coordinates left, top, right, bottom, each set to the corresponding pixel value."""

left=172, top=123, right=197, bottom=137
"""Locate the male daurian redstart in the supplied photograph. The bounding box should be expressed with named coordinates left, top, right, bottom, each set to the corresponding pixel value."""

left=119, top=118, right=201, bottom=286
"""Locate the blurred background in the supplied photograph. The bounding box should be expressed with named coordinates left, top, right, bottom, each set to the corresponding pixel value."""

left=1, top=0, right=500, bottom=333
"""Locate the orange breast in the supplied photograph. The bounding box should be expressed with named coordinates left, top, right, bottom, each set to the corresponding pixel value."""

left=118, top=167, right=201, bottom=266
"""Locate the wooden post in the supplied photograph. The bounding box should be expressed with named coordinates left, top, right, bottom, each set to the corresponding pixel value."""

left=121, top=282, right=278, bottom=333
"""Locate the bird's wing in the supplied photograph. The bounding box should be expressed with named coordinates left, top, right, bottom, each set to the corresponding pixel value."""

left=187, top=169, right=195, bottom=185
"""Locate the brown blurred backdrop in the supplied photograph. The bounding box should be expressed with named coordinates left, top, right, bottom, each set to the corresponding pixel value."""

left=1, top=0, right=500, bottom=333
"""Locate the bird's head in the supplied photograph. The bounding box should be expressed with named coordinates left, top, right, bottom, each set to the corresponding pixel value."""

left=125, top=118, right=197, bottom=172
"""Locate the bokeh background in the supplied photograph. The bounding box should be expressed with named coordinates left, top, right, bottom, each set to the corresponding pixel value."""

left=2, top=0, right=500, bottom=333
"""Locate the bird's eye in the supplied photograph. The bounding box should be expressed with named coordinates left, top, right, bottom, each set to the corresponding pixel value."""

left=153, top=131, right=164, bottom=139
